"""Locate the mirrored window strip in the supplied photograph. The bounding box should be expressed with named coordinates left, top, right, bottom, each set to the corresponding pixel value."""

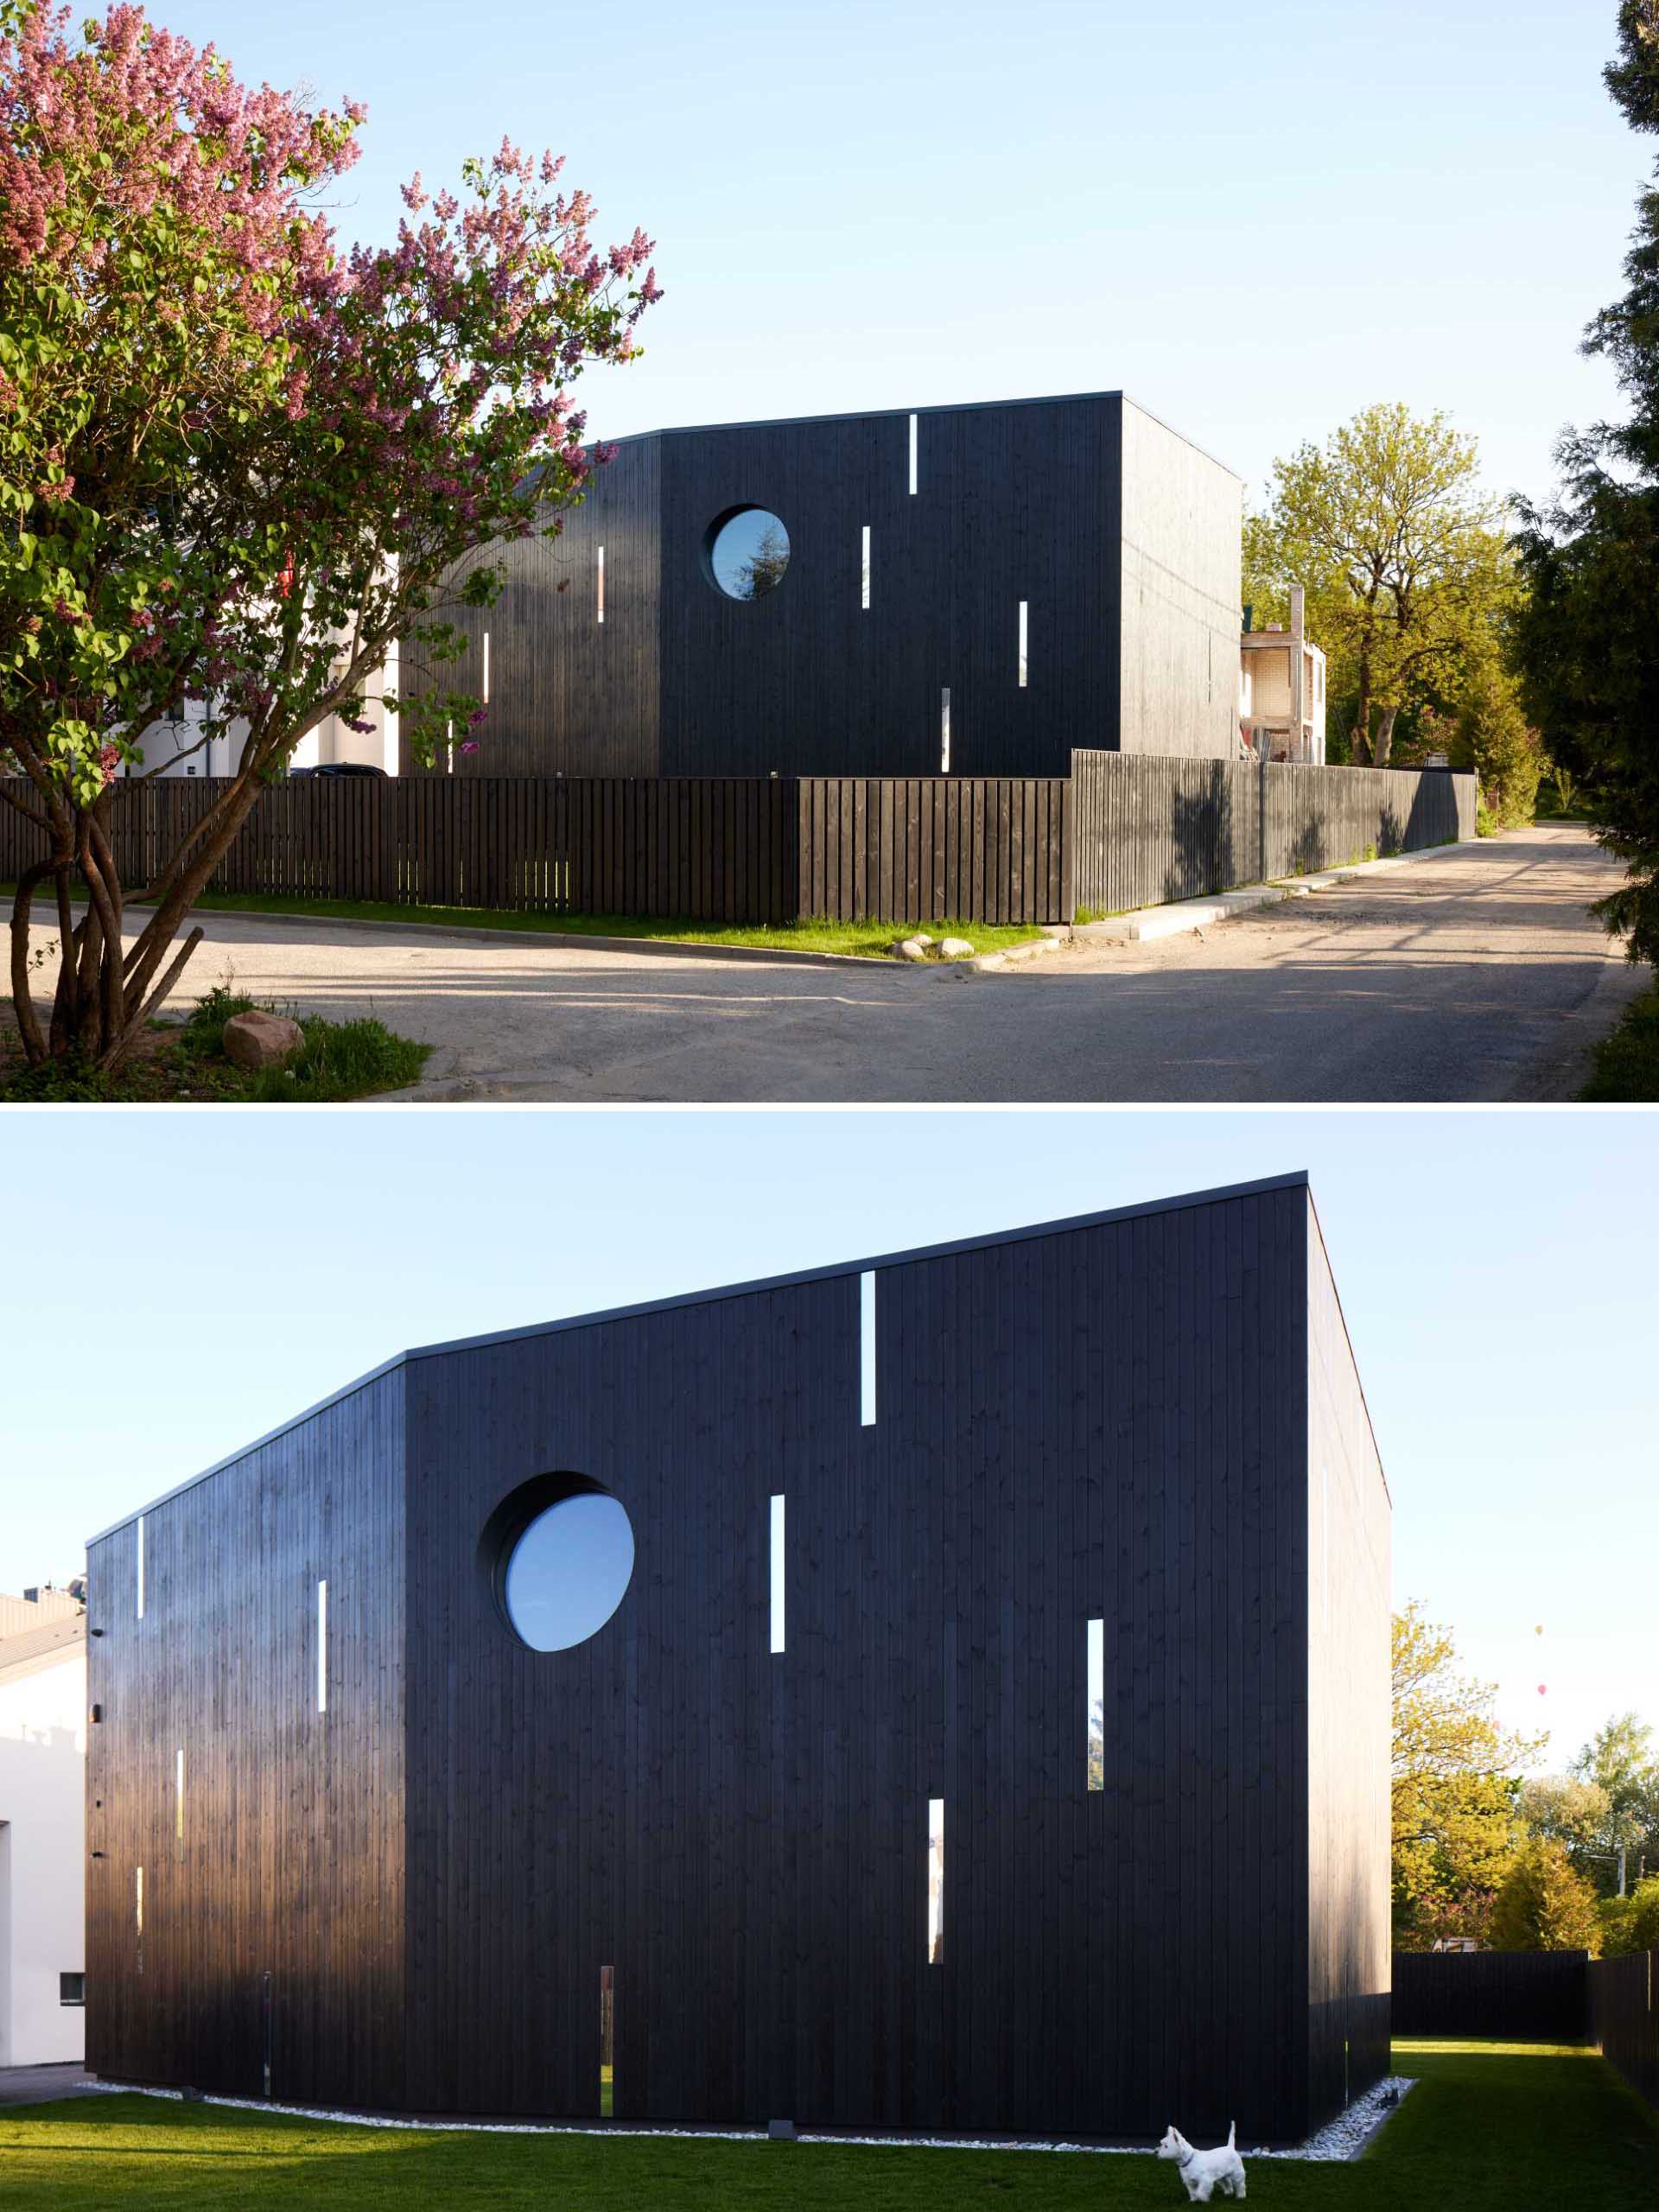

left=136, top=1515, right=144, bottom=1618
left=926, top=1799, right=944, bottom=1963
left=908, top=413, right=918, bottom=495
left=1087, top=1618, right=1104, bottom=1789
left=596, top=544, right=606, bottom=624
left=1018, top=601, right=1029, bottom=688
left=317, top=1580, right=328, bottom=1713
left=861, top=525, right=871, bottom=610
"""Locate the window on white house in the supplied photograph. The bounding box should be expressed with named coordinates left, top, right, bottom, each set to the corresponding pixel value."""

left=60, top=1973, right=85, bottom=2006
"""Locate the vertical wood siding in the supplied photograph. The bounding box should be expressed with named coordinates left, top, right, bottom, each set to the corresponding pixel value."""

left=399, top=394, right=1237, bottom=778
left=83, top=1185, right=1388, bottom=2144
left=1591, top=1952, right=1659, bottom=2110
left=1392, top=1949, right=1590, bottom=2042
left=1071, top=753, right=1478, bottom=912
left=84, top=1372, right=406, bottom=2108
left=0, top=775, right=1069, bottom=925
left=1306, top=1206, right=1393, bottom=2126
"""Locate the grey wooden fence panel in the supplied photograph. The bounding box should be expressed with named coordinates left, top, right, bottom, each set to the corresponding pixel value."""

left=1591, top=1951, right=1659, bottom=2110
left=1391, top=1950, right=1589, bottom=2041
left=1071, top=753, right=1477, bottom=915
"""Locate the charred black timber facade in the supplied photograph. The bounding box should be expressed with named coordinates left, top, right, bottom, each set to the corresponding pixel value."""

left=84, top=1173, right=1389, bottom=2140
left=401, top=392, right=1243, bottom=779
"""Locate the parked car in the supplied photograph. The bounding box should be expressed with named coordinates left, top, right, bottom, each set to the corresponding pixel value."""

left=288, top=762, right=388, bottom=779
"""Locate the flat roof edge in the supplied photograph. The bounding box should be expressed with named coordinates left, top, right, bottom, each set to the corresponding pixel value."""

left=86, top=1171, right=1309, bottom=1548
left=587, top=390, right=1243, bottom=480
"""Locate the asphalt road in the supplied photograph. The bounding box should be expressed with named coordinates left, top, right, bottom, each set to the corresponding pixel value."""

left=22, top=825, right=1644, bottom=1103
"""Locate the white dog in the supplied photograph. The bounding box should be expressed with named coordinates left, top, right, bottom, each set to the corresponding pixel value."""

left=1155, top=2120, right=1246, bottom=2202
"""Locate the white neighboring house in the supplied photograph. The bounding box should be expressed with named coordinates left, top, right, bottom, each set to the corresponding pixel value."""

left=1239, top=583, right=1327, bottom=765
left=121, top=634, right=401, bottom=779
left=0, top=1585, right=87, bottom=2067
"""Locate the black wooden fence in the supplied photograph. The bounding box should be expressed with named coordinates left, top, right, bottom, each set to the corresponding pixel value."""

left=3, top=756, right=1474, bottom=930
left=0, top=774, right=1071, bottom=927
left=1071, top=753, right=1478, bottom=916
left=1392, top=1949, right=1590, bottom=2042
left=1591, top=1952, right=1659, bottom=2110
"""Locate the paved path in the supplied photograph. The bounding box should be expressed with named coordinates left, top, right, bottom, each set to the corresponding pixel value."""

left=20, top=825, right=1643, bottom=1103
left=0, top=2063, right=99, bottom=2108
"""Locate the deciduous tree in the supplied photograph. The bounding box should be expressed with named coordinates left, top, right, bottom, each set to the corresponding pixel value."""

left=1513, top=2, right=1659, bottom=964
left=1392, top=1602, right=1542, bottom=1949
left=1243, top=406, right=1517, bottom=766
left=0, top=3, right=658, bottom=1071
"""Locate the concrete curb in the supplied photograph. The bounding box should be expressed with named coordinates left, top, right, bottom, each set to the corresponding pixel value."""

left=92, top=897, right=1046, bottom=977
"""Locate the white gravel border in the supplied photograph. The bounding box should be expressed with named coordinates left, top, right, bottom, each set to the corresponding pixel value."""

left=95, top=2074, right=1414, bottom=2162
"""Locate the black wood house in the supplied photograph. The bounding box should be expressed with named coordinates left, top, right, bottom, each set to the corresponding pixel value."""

left=402, top=391, right=1244, bottom=781
left=84, top=1172, right=1389, bottom=2141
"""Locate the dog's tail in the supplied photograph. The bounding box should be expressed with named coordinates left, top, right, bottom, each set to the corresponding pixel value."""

left=1228, top=2120, right=1236, bottom=2149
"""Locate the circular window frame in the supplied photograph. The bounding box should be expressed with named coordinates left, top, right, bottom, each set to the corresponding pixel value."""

left=478, top=1471, right=632, bottom=1652
left=701, top=504, right=791, bottom=603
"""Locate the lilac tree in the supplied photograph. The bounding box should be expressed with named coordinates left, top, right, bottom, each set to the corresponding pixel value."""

left=1, top=2, right=658, bottom=1069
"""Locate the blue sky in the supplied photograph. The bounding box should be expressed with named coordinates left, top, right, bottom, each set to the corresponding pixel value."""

left=130, top=0, right=1640, bottom=509
left=3, top=1108, right=1653, bottom=1780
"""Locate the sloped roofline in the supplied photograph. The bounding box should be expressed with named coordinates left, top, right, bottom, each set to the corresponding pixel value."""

left=87, top=1171, right=1309, bottom=1545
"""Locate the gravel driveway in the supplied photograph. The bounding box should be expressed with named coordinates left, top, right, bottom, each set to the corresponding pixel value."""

left=18, top=825, right=1642, bottom=1103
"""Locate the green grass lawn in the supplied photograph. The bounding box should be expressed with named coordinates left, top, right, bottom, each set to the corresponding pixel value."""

left=1, top=2043, right=1653, bottom=2211
left=109, top=888, right=1049, bottom=962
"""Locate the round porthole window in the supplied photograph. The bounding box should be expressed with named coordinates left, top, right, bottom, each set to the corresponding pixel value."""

left=488, top=1481, right=636, bottom=1652
left=705, top=505, right=791, bottom=601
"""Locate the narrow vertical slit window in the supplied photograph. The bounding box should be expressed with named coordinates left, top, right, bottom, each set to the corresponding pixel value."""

left=908, top=413, right=918, bottom=495
left=1087, top=1618, right=1104, bottom=1789
left=926, top=1799, right=944, bottom=1963
left=939, top=688, right=951, bottom=773
left=135, top=1866, right=144, bottom=1974
left=1018, top=601, right=1029, bottom=689
left=861, top=525, right=871, bottom=610
left=317, top=1580, right=328, bottom=1713
left=860, top=1272, right=877, bottom=1427
left=481, top=630, right=491, bottom=705
left=445, top=718, right=454, bottom=775
left=136, top=1515, right=144, bottom=1618
left=596, top=544, right=606, bottom=624
left=600, top=1965, right=614, bottom=2116
left=769, top=1496, right=786, bottom=1654
left=175, top=1748, right=184, bottom=1858
left=1321, top=1465, right=1330, bottom=1631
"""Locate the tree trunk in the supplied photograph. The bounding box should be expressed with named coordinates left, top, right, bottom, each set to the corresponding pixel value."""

left=1354, top=652, right=1374, bottom=767
left=1375, top=707, right=1399, bottom=770
left=8, top=766, right=269, bottom=1076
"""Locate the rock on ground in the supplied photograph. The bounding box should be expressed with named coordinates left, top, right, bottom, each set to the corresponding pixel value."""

left=222, top=1009, right=305, bottom=1071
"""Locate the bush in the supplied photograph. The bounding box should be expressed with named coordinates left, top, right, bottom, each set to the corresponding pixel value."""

left=1459, top=670, right=1548, bottom=830
left=1599, top=1876, right=1659, bottom=1957
left=1488, top=1838, right=1603, bottom=1952
left=1582, top=981, right=1659, bottom=1101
